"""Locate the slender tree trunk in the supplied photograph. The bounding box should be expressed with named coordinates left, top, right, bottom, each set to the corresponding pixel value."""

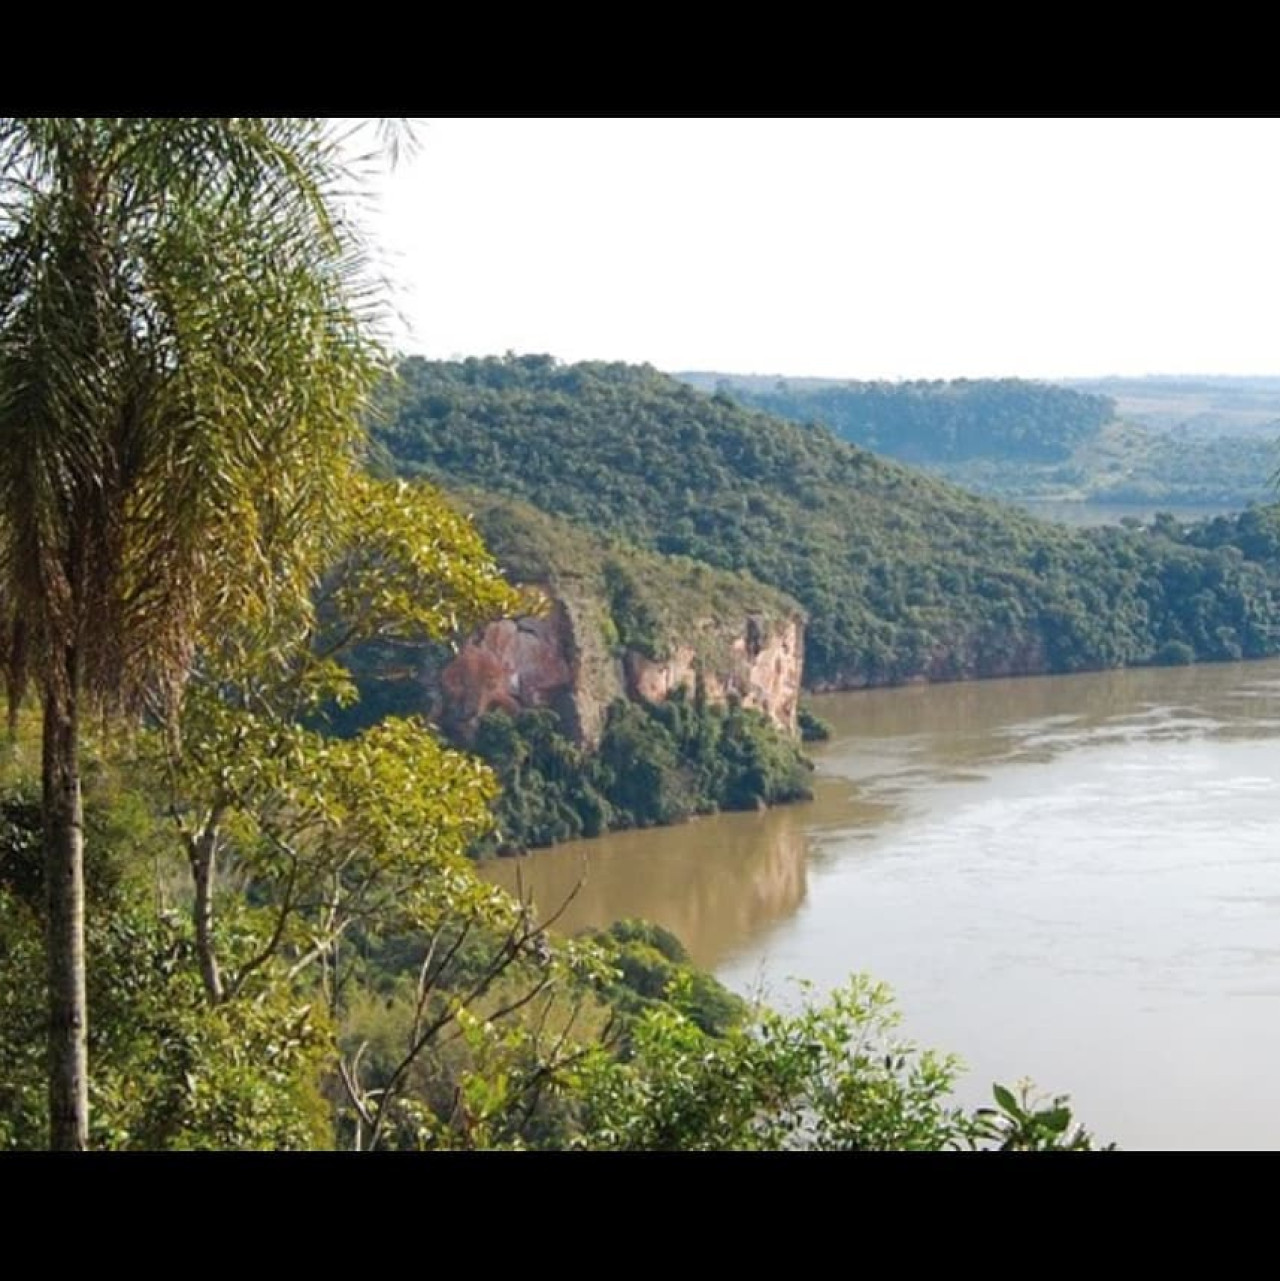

left=191, top=823, right=225, bottom=1004
left=44, top=653, right=88, bottom=1150
left=7, top=617, right=27, bottom=747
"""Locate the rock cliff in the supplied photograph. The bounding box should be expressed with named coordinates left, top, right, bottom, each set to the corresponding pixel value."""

left=440, top=589, right=805, bottom=747
left=622, top=613, right=802, bottom=737
left=432, top=492, right=806, bottom=747
left=438, top=587, right=621, bottom=747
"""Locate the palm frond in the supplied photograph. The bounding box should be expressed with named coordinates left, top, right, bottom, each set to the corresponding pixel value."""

left=0, top=117, right=388, bottom=716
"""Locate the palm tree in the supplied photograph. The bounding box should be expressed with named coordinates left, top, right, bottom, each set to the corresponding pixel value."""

left=0, top=118, right=391, bottom=1149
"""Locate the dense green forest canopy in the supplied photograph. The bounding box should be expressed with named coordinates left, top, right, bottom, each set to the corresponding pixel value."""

left=373, top=354, right=1280, bottom=689
left=457, top=489, right=803, bottom=657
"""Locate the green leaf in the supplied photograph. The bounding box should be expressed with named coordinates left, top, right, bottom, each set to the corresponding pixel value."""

left=992, top=1082, right=1020, bottom=1115
left=1039, top=1106, right=1072, bottom=1134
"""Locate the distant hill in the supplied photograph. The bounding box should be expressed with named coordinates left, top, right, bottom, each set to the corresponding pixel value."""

left=1062, top=375, right=1280, bottom=439
left=680, top=371, right=1276, bottom=509
left=677, top=374, right=1113, bottom=464
left=371, top=354, right=1280, bottom=690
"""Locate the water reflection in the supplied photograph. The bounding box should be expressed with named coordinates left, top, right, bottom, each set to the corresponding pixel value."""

left=484, top=802, right=810, bottom=969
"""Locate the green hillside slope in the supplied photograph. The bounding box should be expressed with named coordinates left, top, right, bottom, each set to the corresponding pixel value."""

left=373, top=354, right=1280, bottom=689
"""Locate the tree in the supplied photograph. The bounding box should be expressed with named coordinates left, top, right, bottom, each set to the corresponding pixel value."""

left=0, top=118, right=394, bottom=1148
left=157, top=473, right=524, bottom=1009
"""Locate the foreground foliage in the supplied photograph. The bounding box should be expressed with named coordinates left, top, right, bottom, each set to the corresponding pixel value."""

left=0, top=759, right=1108, bottom=1151
left=577, top=976, right=974, bottom=1151
left=0, top=779, right=331, bottom=1148
left=0, top=116, right=393, bottom=1148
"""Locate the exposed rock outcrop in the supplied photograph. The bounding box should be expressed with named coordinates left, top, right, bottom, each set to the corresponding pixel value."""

left=623, top=613, right=802, bottom=737
left=439, top=590, right=804, bottom=747
left=438, top=589, right=624, bottom=747
left=425, top=491, right=808, bottom=749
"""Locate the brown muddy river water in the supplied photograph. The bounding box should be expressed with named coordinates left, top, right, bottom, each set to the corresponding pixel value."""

left=486, top=659, right=1280, bottom=1150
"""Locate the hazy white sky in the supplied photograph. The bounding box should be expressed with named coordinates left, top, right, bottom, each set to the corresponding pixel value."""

left=360, top=118, right=1280, bottom=381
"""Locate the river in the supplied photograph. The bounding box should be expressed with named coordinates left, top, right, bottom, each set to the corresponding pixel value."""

left=485, top=658, right=1280, bottom=1150
left=1014, top=498, right=1239, bottom=527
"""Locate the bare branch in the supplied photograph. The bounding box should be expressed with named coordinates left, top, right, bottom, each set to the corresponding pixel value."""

left=223, top=853, right=301, bottom=1001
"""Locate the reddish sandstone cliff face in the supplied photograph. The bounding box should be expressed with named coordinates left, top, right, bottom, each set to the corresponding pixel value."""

left=438, top=599, right=599, bottom=743
left=623, top=614, right=802, bottom=737
left=439, top=591, right=804, bottom=746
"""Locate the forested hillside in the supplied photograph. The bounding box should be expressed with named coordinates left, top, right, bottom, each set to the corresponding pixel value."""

left=374, top=354, right=1280, bottom=689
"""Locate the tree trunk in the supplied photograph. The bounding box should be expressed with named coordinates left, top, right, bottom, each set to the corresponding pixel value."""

left=3, top=612, right=23, bottom=748
left=191, top=823, right=225, bottom=1004
left=43, top=662, right=88, bottom=1150
left=6, top=616, right=27, bottom=747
